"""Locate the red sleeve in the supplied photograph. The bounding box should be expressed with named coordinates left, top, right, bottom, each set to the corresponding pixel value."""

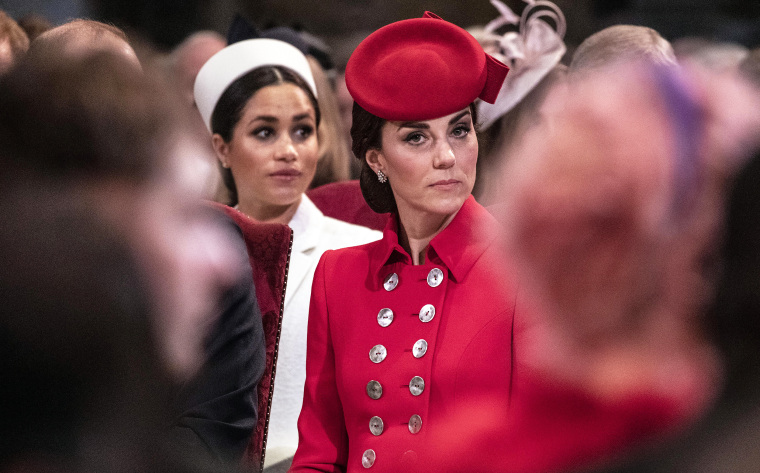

left=289, top=251, right=348, bottom=472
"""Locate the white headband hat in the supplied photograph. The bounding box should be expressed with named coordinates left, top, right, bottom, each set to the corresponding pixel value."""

left=194, top=38, right=318, bottom=132
left=475, top=0, right=566, bottom=130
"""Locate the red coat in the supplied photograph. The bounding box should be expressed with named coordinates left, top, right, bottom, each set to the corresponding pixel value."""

left=290, top=196, right=518, bottom=472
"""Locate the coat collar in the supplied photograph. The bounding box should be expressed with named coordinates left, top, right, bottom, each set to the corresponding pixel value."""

left=284, top=195, right=325, bottom=308
left=288, top=195, right=323, bottom=254
left=368, top=195, right=499, bottom=282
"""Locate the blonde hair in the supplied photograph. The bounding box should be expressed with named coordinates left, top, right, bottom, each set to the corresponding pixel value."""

left=570, top=25, right=676, bottom=75
left=307, top=55, right=352, bottom=188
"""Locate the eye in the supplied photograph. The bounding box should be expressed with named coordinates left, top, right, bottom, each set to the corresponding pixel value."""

left=293, top=125, right=314, bottom=141
left=404, top=131, right=426, bottom=145
left=451, top=124, right=471, bottom=138
left=252, top=127, right=274, bottom=140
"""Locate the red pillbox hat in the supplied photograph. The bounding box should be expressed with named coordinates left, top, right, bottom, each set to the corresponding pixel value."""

left=345, top=11, right=509, bottom=121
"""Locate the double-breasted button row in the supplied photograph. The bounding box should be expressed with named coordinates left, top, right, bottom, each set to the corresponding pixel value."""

left=362, top=270, right=440, bottom=469
left=376, top=304, right=438, bottom=327
left=367, top=339, right=428, bottom=364
left=383, top=267, right=444, bottom=292
left=365, top=376, right=426, bottom=399
left=365, top=414, right=424, bottom=438
left=361, top=414, right=422, bottom=468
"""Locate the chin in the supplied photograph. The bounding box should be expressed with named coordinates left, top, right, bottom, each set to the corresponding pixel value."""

left=269, top=192, right=303, bottom=208
left=426, top=196, right=468, bottom=216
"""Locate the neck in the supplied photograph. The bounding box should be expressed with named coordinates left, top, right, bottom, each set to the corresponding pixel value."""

left=237, top=195, right=302, bottom=225
left=397, top=205, right=459, bottom=265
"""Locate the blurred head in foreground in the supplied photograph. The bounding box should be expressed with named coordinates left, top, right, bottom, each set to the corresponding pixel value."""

left=0, top=46, right=244, bottom=472
left=500, top=58, right=760, bottom=351
left=0, top=10, right=29, bottom=75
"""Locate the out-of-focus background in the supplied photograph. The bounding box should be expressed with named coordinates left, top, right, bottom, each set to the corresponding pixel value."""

left=3, top=0, right=759, bottom=63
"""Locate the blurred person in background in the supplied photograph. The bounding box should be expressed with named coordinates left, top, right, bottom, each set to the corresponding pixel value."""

left=0, top=10, right=29, bottom=75
left=334, top=70, right=362, bottom=179
left=166, top=30, right=228, bottom=202
left=584, top=46, right=760, bottom=473
left=29, top=18, right=141, bottom=70
left=673, top=37, right=749, bottom=75
left=469, top=0, right=568, bottom=204
left=169, top=30, right=226, bottom=107
left=586, top=146, right=760, bottom=470
left=194, top=37, right=380, bottom=470
left=739, top=47, right=760, bottom=88
left=0, top=43, right=253, bottom=473
left=17, top=13, right=52, bottom=42
left=489, top=52, right=760, bottom=472
left=569, top=24, right=677, bottom=77
left=305, top=53, right=353, bottom=188
left=18, top=24, right=268, bottom=467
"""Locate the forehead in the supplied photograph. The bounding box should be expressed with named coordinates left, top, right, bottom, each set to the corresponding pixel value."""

left=386, top=107, right=472, bottom=129
left=244, top=82, right=315, bottom=115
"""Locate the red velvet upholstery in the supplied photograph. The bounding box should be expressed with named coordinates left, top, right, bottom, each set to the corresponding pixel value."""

left=306, top=180, right=389, bottom=231
left=209, top=202, right=292, bottom=473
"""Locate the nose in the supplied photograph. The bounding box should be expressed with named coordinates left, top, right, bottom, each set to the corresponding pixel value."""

left=433, top=142, right=456, bottom=169
left=275, top=135, right=298, bottom=162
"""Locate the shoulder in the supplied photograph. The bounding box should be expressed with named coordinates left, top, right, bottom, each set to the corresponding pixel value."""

left=321, top=215, right=382, bottom=248
left=316, top=235, right=383, bottom=277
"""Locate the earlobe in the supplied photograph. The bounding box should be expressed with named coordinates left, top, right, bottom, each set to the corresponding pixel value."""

left=211, top=134, right=231, bottom=169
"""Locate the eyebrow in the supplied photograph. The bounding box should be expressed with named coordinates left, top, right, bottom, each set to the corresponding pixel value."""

left=248, top=112, right=315, bottom=126
left=396, top=110, right=472, bottom=131
left=292, top=113, right=314, bottom=122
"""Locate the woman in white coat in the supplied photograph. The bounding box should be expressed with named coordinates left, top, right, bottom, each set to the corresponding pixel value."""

left=194, top=38, right=381, bottom=468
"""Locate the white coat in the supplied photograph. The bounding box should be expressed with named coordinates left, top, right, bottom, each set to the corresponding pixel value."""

left=265, top=195, right=381, bottom=466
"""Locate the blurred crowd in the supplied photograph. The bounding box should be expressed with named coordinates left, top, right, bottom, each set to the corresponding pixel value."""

left=1, top=1, right=760, bottom=473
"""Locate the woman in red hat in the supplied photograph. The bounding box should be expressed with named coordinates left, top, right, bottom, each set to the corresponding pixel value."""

left=290, top=12, right=515, bottom=472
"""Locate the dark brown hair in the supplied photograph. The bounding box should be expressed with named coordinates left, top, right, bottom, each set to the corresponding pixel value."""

left=210, top=65, right=320, bottom=206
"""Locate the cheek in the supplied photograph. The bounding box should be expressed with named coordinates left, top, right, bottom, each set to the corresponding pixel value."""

left=458, top=138, right=479, bottom=168
left=298, top=136, right=320, bottom=167
left=228, top=139, right=268, bottom=173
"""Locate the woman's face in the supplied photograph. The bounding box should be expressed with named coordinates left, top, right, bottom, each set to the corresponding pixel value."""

left=214, top=82, right=318, bottom=219
left=368, top=108, right=478, bottom=219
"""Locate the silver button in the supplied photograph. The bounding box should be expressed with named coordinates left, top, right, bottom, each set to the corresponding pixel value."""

left=413, top=339, right=428, bottom=358
left=369, top=344, right=387, bottom=363
left=383, top=272, right=399, bottom=291
left=362, top=449, right=376, bottom=468
left=369, top=416, right=384, bottom=436
left=366, top=380, right=382, bottom=400
left=419, top=304, right=435, bottom=323
left=377, top=308, right=394, bottom=327
left=408, top=414, right=422, bottom=434
left=409, top=376, right=425, bottom=396
left=427, top=268, right=444, bottom=287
